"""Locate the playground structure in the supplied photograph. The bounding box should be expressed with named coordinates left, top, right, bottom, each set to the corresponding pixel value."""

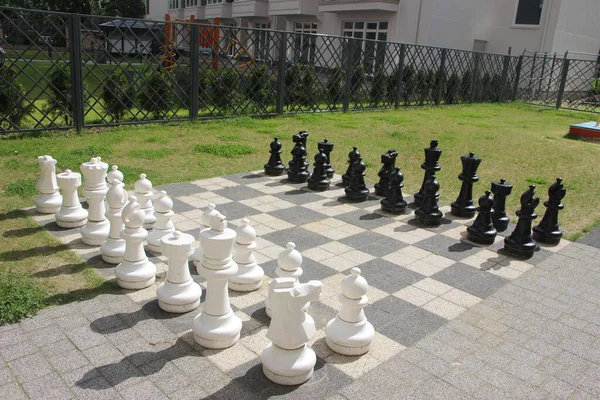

left=160, top=15, right=256, bottom=73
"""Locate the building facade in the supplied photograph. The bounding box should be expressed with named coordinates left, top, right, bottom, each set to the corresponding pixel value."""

left=146, top=0, right=600, bottom=57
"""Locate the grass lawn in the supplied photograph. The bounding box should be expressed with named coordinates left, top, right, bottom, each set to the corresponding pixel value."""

left=1, top=102, right=599, bottom=322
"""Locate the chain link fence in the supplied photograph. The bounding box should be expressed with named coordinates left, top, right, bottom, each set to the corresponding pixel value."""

left=1, top=6, right=598, bottom=134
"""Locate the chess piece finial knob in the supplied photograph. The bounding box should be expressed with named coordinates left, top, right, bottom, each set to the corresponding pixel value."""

left=278, top=242, right=302, bottom=272
left=341, top=267, right=368, bottom=299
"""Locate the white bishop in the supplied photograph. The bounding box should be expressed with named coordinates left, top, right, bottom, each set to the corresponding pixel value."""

left=134, top=174, right=156, bottom=230
left=101, top=178, right=128, bottom=264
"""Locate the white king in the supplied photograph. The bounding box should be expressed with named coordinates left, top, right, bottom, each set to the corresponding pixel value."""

left=80, top=157, right=110, bottom=245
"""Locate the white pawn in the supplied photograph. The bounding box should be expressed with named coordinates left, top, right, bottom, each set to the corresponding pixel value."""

left=325, top=267, right=375, bottom=356
left=261, top=278, right=323, bottom=385
left=265, top=242, right=303, bottom=318
left=230, top=219, right=264, bottom=292
left=80, top=157, right=110, bottom=246
left=34, top=155, right=62, bottom=214
left=115, top=196, right=156, bottom=289
left=192, top=212, right=242, bottom=349
left=55, top=169, right=88, bottom=228
left=105, top=165, right=123, bottom=209
left=147, top=191, right=175, bottom=254
left=134, top=173, right=156, bottom=230
left=101, top=178, right=128, bottom=264
left=157, top=231, right=202, bottom=313
left=191, top=203, right=218, bottom=267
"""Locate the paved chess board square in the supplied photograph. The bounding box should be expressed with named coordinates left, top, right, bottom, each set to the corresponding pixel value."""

left=30, top=170, right=571, bottom=398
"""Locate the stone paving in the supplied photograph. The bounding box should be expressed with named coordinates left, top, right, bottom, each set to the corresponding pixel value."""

left=1, top=174, right=600, bottom=399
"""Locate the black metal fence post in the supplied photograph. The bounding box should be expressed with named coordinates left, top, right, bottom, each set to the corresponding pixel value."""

left=556, top=56, right=570, bottom=109
left=395, top=43, right=406, bottom=109
left=512, top=55, right=524, bottom=101
left=276, top=31, right=287, bottom=114
left=190, top=23, right=200, bottom=121
left=500, top=54, right=510, bottom=102
left=343, top=38, right=354, bottom=113
left=435, top=48, right=447, bottom=106
left=68, top=13, right=84, bottom=133
left=471, top=53, right=480, bottom=103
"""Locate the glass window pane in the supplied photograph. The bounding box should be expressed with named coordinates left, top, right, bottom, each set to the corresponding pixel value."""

left=312, top=23, right=317, bottom=30
left=354, top=32, right=363, bottom=39
left=343, top=32, right=353, bottom=37
left=367, top=22, right=377, bottom=30
left=378, top=32, right=387, bottom=41
left=515, top=0, right=543, bottom=25
left=355, top=22, right=364, bottom=29
left=379, top=22, right=388, bottom=30
left=344, top=22, right=353, bottom=29
left=366, top=32, right=376, bottom=40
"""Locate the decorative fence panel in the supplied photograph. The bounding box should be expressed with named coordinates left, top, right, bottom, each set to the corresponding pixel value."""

left=1, top=6, right=599, bottom=134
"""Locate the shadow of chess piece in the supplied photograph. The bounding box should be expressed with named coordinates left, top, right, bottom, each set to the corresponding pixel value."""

left=451, top=152, right=482, bottom=218
left=265, top=137, right=285, bottom=176
left=504, top=185, right=540, bottom=258
left=345, top=157, right=370, bottom=202
left=374, top=149, right=398, bottom=197
left=380, top=168, right=407, bottom=214
left=467, top=190, right=497, bottom=245
left=415, top=175, right=442, bottom=226
left=533, top=178, right=566, bottom=245
left=414, top=139, right=442, bottom=207
left=318, top=139, right=335, bottom=179
left=491, top=178, right=513, bottom=232
left=342, top=147, right=360, bottom=187
left=287, top=132, right=310, bottom=183
left=307, top=150, right=331, bottom=191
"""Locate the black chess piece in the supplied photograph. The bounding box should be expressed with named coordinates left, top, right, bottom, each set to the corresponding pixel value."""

left=380, top=168, right=407, bottom=214
left=533, top=178, right=566, bottom=245
left=415, top=175, right=443, bottom=226
left=504, top=185, right=540, bottom=258
left=307, top=150, right=331, bottom=191
left=374, top=149, right=398, bottom=197
left=491, top=178, right=513, bottom=232
left=297, top=131, right=309, bottom=170
left=414, top=139, right=442, bottom=207
left=342, top=147, right=361, bottom=186
left=287, top=132, right=310, bottom=183
left=318, top=139, right=335, bottom=179
left=467, top=190, right=497, bottom=245
left=451, top=152, right=482, bottom=218
left=345, top=157, right=370, bottom=202
left=264, top=137, right=285, bottom=176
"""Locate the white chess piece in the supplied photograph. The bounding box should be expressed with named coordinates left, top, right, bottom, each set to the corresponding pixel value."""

left=105, top=165, right=123, bottom=209
left=34, top=155, right=62, bottom=214
left=147, top=190, right=175, bottom=254
left=325, top=267, right=375, bottom=356
left=261, top=278, right=323, bottom=385
left=157, top=231, right=202, bottom=313
left=115, top=195, right=156, bottom=289
left=80, top=157, right=110, bottom=245
left=55, top=169, right=88, bottom=228
left=192, top=212, right=242, bottom=349
left=101, top=178, right=128, bottom=264
left=229, top=219, right=264, bottom=292
left=265, top=242, right=303, bottom=317
left=191, top=203, right=218, bottom=267
left=134, top=173, right=156, bottom=230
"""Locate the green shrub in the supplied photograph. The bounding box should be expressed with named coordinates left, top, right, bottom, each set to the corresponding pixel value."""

left=402, top=65, right=416, bottom=103
left=490, top=74, right=503, bottom=102
left=3, top=178, right=38, bottom=196
left=386, top=68, right=398, bottom=104
left=0, top=269, right=46, bottom=324
left=284, top=63, right=303, bottom=106
left=350, top=65, right=365, bottom=103
left=415, top=69, right=428, bottom=104
left=246, top=64, right=273, bottom=109
left=327, top=67, right=344, bottom=106
left=193, top=143, right=256, bottom=158
left=211, top=67, right=241, bottom=111
left=102, top=70, right=134, bottom=122
left=45, top=63, right=73, bottom=125
left=199, top=68, right=216, bottom=109
left=138, top=69, right=176, bottom=119
left=460, top=69, right=473, bottom=102
left=299, top=65, right=319, bottom=107
left=480, top=72, right=492, bottom=102
left=370, top=67, right=387, bottom=106
left=0, top=65, right=29, bottom=132
left=445, top=73, right=460, bottom=104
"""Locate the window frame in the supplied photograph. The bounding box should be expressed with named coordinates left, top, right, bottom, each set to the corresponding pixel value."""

left=512, top=0, right=544, bottom=29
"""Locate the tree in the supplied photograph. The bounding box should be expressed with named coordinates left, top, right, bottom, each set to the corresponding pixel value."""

left=45, top=63, right=73, bottom=126
left=102, top=0, right=146, bottom=19
left=102, top=70, right=134, bottom=122
left=0, top=65, right=30, bottom=132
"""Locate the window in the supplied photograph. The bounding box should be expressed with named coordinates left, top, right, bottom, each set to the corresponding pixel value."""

left=342, top=21, right=388, bottom=74
left=514, top=0, right=544, bottom=25
left=254, top=23, right=273, bottom=61
left=294, top=22, right=318, bottom=64
left=168, top=0, right=179, bottom=10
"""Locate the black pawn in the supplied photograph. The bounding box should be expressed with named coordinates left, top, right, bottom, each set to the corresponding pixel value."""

left=345, top=157, right=370, bottom=202
left=467, top=190, right=497, bottom=245
left=380, top=168, right=407, bottom=214
left=490, top=178, right=513, bottom=232
left=451, top=152, right=482, bottom=218
left=533, top=178, right=566, bottom=245
left=264, top=137, right=285, bottom=176
left=415, top=175, right=443, bottom=226
left=287, top=132, right=310, bottom=183
left=342, top=147, right=361, bottom=186
left=307, top=150, right=330, bottom=191
left=318, top=139, right=335, bottom=179
left=374, top=149, right=398, bottom=197
left=504, top=185, right=540, bottom=258
left=414, top=139, right=442, bottom=207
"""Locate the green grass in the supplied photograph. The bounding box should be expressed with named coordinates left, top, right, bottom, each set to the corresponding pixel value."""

left=0, top=268, right=46, bottom=324
left=1, top=102, right=599, bottom=322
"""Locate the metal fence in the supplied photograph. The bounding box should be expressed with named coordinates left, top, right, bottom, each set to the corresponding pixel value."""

left=1, top=6, right=599, bottom=134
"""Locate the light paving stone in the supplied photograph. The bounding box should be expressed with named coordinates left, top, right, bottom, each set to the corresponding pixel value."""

left=8, top=353, right=53, bottom=382
left=321, top=255, right=361, bottom=272
left=340, top=249, right=376, bottom=264
left=303, top=246, right=336, bottom=262
left=413, top=278, right=455, bottom=296
left=397, top=245, right=433, bottom=260
left=0, top=382, right=28, bottom=400
left=0, top=340, right=37, bottom=361
left=327, top=353, right=382, bottom=379
left=48, top=349, right=91, bottom=373
left=319, top=241, right=355, bottom=255
left=393, top=286, right=437, bottom=306
left=441, top=288, right=483, bottom=308
left=239, top=327, right=269, bottom=356
left=403, top=259, right=446, bottom=277
left=423, top=297, right=467, bottom=320
left=202, top=343, right=257, bottom=372
left=382, top=251, right=417, bottom=267
left=0, top=367, right=14, bottom=386
left=22, top=373, right=73, bottom=400
left=119, top=380, right=168, bottom=400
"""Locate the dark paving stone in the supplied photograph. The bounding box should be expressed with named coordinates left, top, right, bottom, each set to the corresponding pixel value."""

left=431, top=262, right=509, bottom=299
left=408, top=216, right=462, bottom=234
left=335, top=192, right=385, bottom=209
left=371, top=296, right=419, bottom=319
left=262, top=227, right=331, bottom=251
left=335, top=209, right=395, bottom=230
left=216, top=202, right=263, bottom=221
left=155, top=182, right=206, bottom=197
left=339, top=231, right=407, bottom=257
left=273, top=190, right=326, bottom=205
left=577, top=226, right=600, bottom=248
left=301, top=258, right=338, bottom=282
left=352, top=259, right=425, bottom=293
left=213, top=186, right=265, bottom=201
left=171, top=198, right=196, bottom=213
left=379, top=308, right=447, bottom=347
left=413, top=234, right=481, bottom=261
left=225, top=172, right=271, bottom=185
left=268, top=206, right=328, bottom=225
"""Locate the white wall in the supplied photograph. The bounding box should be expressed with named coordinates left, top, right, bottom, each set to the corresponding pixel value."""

left=147, top=0, right=169, bottom=20
left=551, top=0, right=600, bottom=56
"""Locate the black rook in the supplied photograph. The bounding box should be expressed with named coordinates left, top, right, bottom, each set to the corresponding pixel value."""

left=490, top=178, right=513, bottom=232
left=318, top=139, right=335, bottom=179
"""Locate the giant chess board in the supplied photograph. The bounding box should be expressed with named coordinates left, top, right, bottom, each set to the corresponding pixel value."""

left=30, top=171, right=569, bottom=398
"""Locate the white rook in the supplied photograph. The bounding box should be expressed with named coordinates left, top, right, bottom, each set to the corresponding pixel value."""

left=157, top=231, right=202, bottom=313
left=147, top=190, right=175, bottom=254
left=80, top=157, right=109, bottom=246
left=55, top=169, right=88, bottom=228
left=34, top=155, right=62, bottom=214
left=101, top=178, right=128, bottom=264
left=229, top=218, right=264, bottom=292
